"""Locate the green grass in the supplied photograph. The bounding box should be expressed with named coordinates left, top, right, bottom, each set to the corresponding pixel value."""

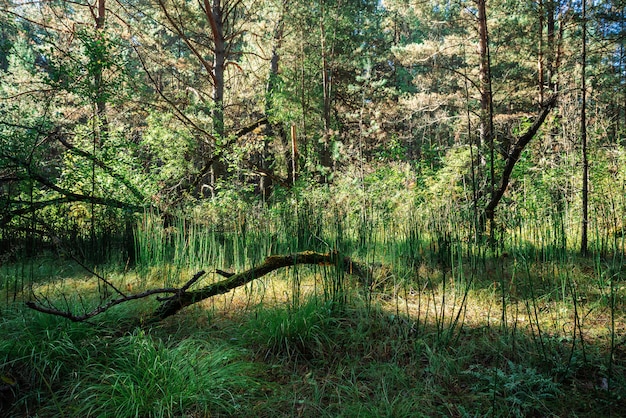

left=2, top=177, right=626, bottom=417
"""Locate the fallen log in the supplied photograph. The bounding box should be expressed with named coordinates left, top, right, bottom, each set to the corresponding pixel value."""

left=25, top=250, right=371, bottom=324
left=151, top=250, right=368, bottom=321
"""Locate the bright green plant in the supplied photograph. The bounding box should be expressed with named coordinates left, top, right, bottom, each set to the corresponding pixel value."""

left=71, top=332, right=258, bottom=418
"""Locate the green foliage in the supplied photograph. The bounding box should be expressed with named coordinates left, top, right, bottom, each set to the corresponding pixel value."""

left=463, top=361, right=563, bottom=417
left=72, top=332, right=257, bottom=417
left=246, top=298, right=337, bottom=359
left=0, top=304, right=259, bottom=417
left=138, top=113, right=196, bottom=197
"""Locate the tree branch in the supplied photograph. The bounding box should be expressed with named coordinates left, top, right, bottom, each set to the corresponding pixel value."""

left=56, top=134, right=146, bottom=203
left=484, top=94, right=558, bottom=220
left=25, top=287, right=182, bottom=322
left=1, top=153, right=145, bottom=214
left=25, top=251, right=372, bottom=324
left=150, top=250, right=369, bottom=322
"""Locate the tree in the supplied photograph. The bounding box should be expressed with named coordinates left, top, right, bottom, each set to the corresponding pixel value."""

left=477, top=0, right=495, bottom=233
left=581, top=0, right=589, bottom=256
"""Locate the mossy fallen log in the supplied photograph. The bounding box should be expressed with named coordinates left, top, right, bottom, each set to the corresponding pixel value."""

left=26, top=250, right=373, bottom=324
left=151, top=250, right=369, bottom=322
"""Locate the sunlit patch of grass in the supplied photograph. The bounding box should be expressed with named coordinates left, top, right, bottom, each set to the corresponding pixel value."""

left=0, top=300, right=263, bottom=417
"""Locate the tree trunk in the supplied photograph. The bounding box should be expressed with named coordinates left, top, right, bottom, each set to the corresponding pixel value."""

left=207, top=0, right=227, bottom=189
left=477, top=0, right=494, bottom=232
left=538, top=0, right=545, bottom=102
left=319, top=7, right=333, bottom=177
left=546, top=0, right=556, bottom=91
left=209, top=0, right=225, bottom=139
left=261, top=1, right=289, bottom=198
left=484, top=95, right=558, bottom=221
left=94, top=0, right=107, bottom=143
left=581, top=0, right=589, bottom=256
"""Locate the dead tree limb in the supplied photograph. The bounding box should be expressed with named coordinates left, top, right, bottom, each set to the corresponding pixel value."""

left=151, top=250, right=369, bottom=322
left=25, top=270, right=208, bottom=322
left=25, top=251, right=372, bottom=324
left=484, top=94, right=558, bottom=222
left=26, top=287, right=183, bottom=322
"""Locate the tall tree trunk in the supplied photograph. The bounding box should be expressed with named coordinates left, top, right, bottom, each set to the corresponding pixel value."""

left=91, top=0, right=107, bottom=262
left=581, top=0, right=589, bottom=256
left=94, top=0, right=107, bottom=143
left=204, top=0, right=227, bottom=191
left=538, top=0, right=545, bottom=102
left=261, top=1, right=289, bottom=198
left=210, top=0, right=225, bottom=138
left=546, top=0, right=556, bottom=91
left=477, top=0, right=494, bottom=232
left=319, top=6, right=333, bottom=178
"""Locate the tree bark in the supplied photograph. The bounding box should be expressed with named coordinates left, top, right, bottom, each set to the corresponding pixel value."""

left=476, top=0, right=495, bottom=234
left=319, top=5, right=333, bottom=177
left=581, top=0, right=589, bottom=256
left=538, top=0, right=545, bottom=102
left=93, top=0, right=107, bottom=142
left=151, top=250, right=369, bottom=321
left=484, top=95, right=558, bottom=221
left=261, top=1, right=289, bottom=198
left=547, top=0, right=556, bottom=90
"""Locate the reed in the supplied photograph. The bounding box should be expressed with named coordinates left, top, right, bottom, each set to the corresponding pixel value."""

left=2, top=167, right=625, bottom=416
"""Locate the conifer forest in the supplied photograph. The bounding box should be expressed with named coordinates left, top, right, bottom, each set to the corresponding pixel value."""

left=1, top=0, right=626, bottom=416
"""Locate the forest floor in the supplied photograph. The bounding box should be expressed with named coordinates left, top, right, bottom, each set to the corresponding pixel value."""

left=1, top=254, right=625, bottom=417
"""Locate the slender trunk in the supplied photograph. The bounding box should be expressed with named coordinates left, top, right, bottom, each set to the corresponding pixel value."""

left=203, top=0, right=226, bottom=190
left=547, top=0, right=556, bottom=91
left=581, top=0, right=589, bottom=256
left=463, top=42, right=480, bottom=241
left=319, top=7, right=332, bottom=176
left=538, top=0, right=544, bottom=102
left=94, top=0, right=107, bottom=143
left=477, top=0, right=494, bottom=231
left=622, top=9, right=626, bottom=142
left=210, top=0, right=225, bottom=138
left=91, top=0, right=106, bottom=261
left=262, top=1, right=288, bottom=196
left=300, top=29, right=308, bottom=166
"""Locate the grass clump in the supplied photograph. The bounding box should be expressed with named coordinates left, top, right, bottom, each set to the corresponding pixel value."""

left=71, top=332, right=258, bottom=418
left=245, top=298, right=338, bottom=360
left=0, top=304, right=262, bottom=417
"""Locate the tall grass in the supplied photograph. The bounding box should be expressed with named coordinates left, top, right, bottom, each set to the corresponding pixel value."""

left=2, top=164, right=625, bottom=416
left=0, top=302, right=261, bottom=417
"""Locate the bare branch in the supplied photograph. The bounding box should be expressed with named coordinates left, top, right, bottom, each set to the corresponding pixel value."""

left=151, top=250, right=370, bottom=321
left=26, top=287, right=181, bottom=322
left=484, top=94, right=558, bottom=220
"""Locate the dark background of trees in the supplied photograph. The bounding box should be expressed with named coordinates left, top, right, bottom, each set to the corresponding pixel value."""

left=2, top=0, right=626, bottom=259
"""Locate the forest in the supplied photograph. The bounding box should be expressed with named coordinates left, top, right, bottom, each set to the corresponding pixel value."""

left=1, top=0, right=625, bottom=416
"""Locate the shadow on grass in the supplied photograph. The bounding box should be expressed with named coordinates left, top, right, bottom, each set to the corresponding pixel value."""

left=1, top=242, right=625, bottom=417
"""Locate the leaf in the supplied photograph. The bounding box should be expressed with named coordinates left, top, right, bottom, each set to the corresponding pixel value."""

left=1, top=374, right=16, bottom=386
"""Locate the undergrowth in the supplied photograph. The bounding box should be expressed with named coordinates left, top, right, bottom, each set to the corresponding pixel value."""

left=1, top=176, right=626, bottom=417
